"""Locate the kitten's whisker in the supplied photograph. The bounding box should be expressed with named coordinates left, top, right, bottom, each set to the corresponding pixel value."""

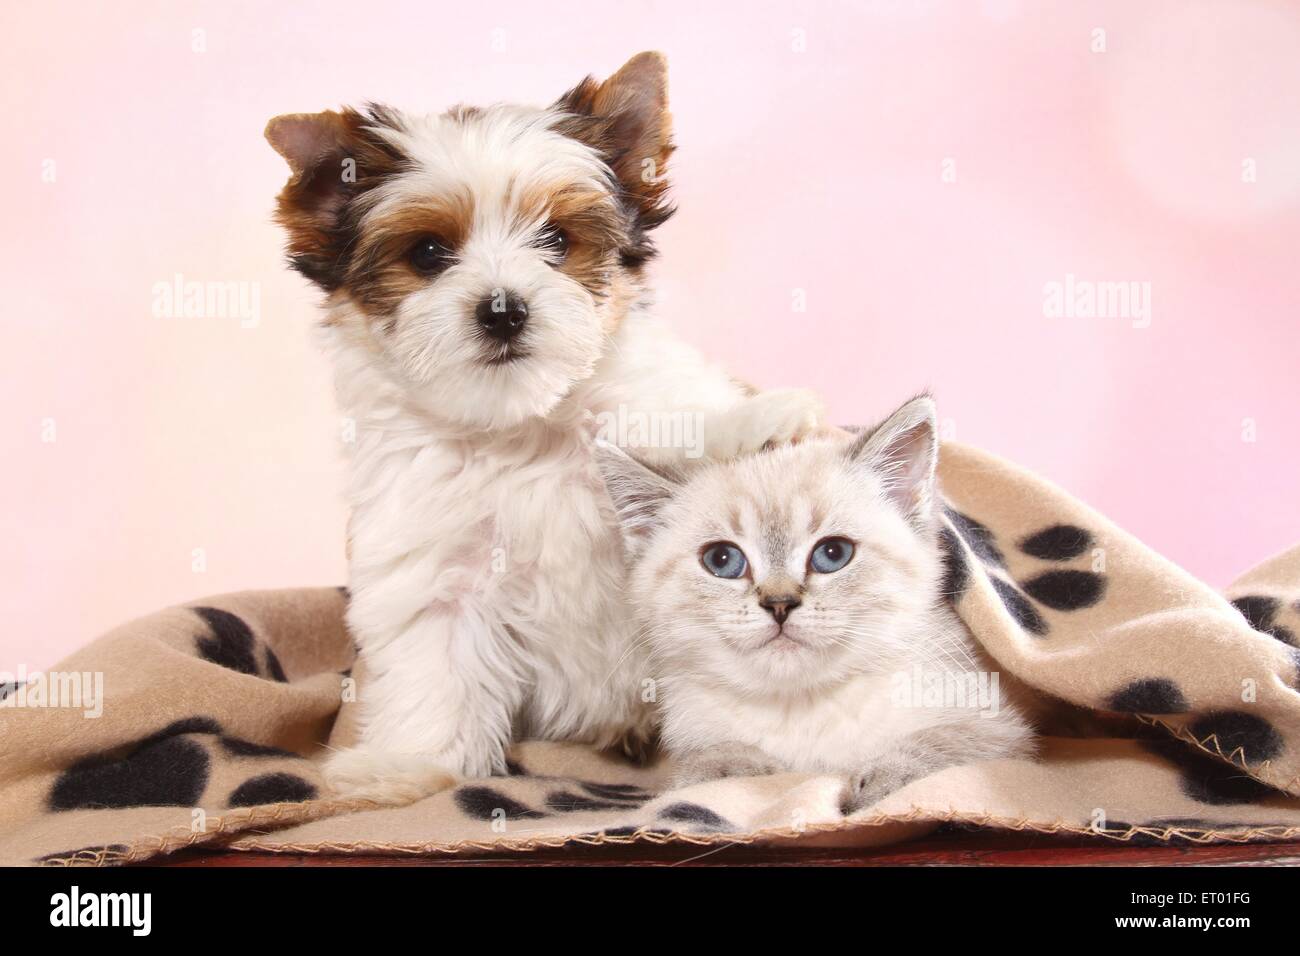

left=600, top=615, right=724, bottom=688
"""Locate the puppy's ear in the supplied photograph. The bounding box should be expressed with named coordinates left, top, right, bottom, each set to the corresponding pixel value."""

left=555, top=52, right=674, bottom=238
left=593, top=440, right=679, bottom=558
left=264, top=106, right=404, bottom=290
left=265, top=111, right=352, bottom=177
left=847, top=394, right=939, bottom=525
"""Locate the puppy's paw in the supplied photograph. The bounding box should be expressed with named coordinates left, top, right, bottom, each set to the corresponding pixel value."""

left=670, top=742, right=781, bottom=788
left=323, top=747, right=458, bottom=806
left=712, top=388, right=826, bottom=459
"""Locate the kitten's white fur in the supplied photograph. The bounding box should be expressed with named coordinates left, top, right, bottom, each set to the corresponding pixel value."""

left=598, top=397, right=1034, bottom=810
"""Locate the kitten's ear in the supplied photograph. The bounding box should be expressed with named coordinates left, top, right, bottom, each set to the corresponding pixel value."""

left=848, top=395, right=939, bottom=524
left=554, top=52, right=674, bottom=235
left=593, top=440, right=677, bottom=555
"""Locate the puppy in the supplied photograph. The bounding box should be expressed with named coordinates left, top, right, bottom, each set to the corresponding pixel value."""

left=266, top=52, right=827, bottom=803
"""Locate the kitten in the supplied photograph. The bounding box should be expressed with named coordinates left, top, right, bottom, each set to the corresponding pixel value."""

left=597, top=395, right=1034, bottom=811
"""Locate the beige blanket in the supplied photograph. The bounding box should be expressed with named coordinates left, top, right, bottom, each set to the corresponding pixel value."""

left=4, top=442, right=1300, bottom=866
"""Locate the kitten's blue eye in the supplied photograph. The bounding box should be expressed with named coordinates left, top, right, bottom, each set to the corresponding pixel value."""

left=809, top=537, right=855, bottom=574
left=701, top=542, right=748, bottom=579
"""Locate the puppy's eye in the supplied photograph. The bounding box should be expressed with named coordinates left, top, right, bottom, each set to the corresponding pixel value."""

left=409, top=236, right=451, bottom=275
left=534, top=224, right=569, bottom=262
left=809, top=537, right=854, bottom=574
left=701, top=542, right=748, bottom=579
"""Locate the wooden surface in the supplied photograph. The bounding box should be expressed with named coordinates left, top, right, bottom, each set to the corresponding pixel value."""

left=149, top=828, right=1300, bottom=867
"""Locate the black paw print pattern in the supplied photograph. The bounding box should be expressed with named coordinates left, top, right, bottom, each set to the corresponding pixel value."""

left=192, top=606, right=289, bottom=682
left=1143, top=734, right=1285, bottom=807
left=1103, top=593, right=1299, bottom=740
left=1231, top=594, right=1300, bottom=690
left=1106, top=592, right=1292, bottom=794
left=1231, top=595, right=1298, bottom=647
left=941, top=507, right=1107, bottom=638
left=939, top=505, right=1292, bottom=791
left=1119, top=591, right=1299, bottom=788
left=39, top=721, right=321, bottom=859
left=46, top=716, right=318, bottom=813
left=451, top=765, right=734, bottom=835
left=453, top=777, right=655, bottom=821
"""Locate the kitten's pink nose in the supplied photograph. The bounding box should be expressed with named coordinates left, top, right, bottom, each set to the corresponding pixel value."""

left=759, top=595, right=801, bottom=625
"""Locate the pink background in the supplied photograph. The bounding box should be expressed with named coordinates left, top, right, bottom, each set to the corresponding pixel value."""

left=4, top=0, right=1299, bottom=669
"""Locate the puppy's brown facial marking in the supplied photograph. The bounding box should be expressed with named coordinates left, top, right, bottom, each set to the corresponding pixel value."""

left=346, top=193, right=476, bottom=319
left=266, top=105, right=411, bottom=299
left=511, top=181, right=625, bottom=299
left=266, top=52, right=676, bottom=429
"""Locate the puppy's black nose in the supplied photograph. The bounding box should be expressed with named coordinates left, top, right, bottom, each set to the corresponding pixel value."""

left=475, top=292, right=528, bottom=341
left=759, top=595, right=802, bottom=625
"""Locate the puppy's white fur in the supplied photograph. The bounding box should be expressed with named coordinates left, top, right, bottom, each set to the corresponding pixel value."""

left=268, top=55, right=827, bottom=802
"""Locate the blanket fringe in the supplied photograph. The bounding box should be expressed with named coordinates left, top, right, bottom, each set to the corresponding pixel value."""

left=1138, top=714, right=1300, bottom=795
left=40, top=803, right=1300, bottom=866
